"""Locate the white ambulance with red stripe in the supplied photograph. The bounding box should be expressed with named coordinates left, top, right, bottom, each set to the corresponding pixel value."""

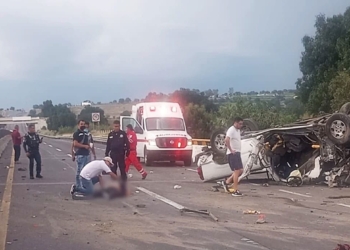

left=120, top=102, right=193, bottom=166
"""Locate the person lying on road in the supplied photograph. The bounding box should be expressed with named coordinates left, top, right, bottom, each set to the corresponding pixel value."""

left=70, top=157, right=118, bottom=196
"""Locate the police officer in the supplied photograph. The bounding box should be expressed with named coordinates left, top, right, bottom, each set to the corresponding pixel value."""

left=23, top=124, right=43, bottom=179
left=105, top=120, right=130, bottom=181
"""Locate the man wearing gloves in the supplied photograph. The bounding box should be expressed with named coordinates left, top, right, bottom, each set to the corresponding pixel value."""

left=105, top=120, right=130, bottom=181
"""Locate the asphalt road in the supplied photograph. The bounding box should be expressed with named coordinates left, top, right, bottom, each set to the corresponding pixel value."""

left=0, top=129, right=349, bottom=250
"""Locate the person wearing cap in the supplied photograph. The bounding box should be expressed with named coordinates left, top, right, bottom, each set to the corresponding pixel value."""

left=70, top=157, right=118, bottom=196
left=125, top=124, right=147, bottom=179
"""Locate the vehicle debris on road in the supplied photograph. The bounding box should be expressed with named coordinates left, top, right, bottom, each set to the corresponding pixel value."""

left=179, top=207, right=218, bottom=222
left=243, top=210, right=261, bottom=215
left=256, top=214, right=267, bottom=224
left=174, top=185, right=182, bottom=189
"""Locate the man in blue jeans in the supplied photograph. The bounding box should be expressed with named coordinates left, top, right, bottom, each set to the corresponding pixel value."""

left=70, top=157, right=118, bottom=196
left=73, top=120, right=90, bottom=189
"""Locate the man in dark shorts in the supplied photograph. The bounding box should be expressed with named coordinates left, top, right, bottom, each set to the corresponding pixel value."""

left=220, top=117, right=244, bottom=196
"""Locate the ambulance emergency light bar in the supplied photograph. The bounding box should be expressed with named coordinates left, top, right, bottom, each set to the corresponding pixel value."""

left=149, top=106, right=177, bottom=112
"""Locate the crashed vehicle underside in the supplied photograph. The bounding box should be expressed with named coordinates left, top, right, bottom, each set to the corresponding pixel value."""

left=196, top=103, right=350, bottom=187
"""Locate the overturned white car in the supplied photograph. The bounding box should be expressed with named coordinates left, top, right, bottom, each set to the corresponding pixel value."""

left=196, top=104, right=350, bottom=188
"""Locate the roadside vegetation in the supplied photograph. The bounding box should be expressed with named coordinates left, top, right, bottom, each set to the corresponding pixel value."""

left=31, top=6, right=350, bottom=139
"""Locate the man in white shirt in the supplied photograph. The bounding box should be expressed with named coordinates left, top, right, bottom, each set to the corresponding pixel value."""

left=70, top=156, right=118, bottom=196
left=220, top=117, right=244, bottom=196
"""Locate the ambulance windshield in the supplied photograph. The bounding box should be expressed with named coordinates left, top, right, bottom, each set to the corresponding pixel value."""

left=145, top=117, right=185, bottom=131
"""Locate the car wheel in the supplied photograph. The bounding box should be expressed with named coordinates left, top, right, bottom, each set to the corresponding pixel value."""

left=184, top=157, right=192, bottom=167
left=241, top=118, right=259, bottom=135
left=325, top=113, right=350, bottom=145
left=210, top=129, right=227, bottom=156
left=144, top=148, right=152, bottom=166
left=339, top=102, right=350, bottom=115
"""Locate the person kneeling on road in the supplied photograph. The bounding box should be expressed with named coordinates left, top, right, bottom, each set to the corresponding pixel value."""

left=71, top=157, right=118, bottom=196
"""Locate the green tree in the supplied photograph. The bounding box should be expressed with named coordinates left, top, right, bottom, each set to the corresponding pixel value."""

left=118, top=98, right=125, bottom=104
left=10, top=107, right=15, bottom=110
left=120, top=110, right=131, bottom=116
left=183, top=104, right=213, bottom=139
left=40, top=100, right=54, bottom=117
left=125, top=97, right=131, bottom=103
left=46, top=104, right=76, bottom=131
left=28, top=109, right=36, bottom=117
left=78, top=106, right=108, bottom=125
left=296, top=7, right=350, bottom=114
left=329, top=71, right=350, bottom=110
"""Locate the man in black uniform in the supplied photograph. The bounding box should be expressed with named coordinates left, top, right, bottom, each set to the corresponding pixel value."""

left=23, top=124, right=43, bottom=179
left=105, top=120, right=130, bottom=181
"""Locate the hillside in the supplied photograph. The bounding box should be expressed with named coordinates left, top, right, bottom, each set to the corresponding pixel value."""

left=69, top=103, right=134, bottom=119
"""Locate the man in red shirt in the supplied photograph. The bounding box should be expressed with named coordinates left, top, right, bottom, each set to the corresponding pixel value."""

left=125, top=124, right=147, bottom=179
left=11, top=125, right=22, bottom=164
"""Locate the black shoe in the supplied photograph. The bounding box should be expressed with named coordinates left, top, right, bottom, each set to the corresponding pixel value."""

left=30, top=176, right=34, bottom=179
left=70, top=184, right=77, bottom=195
left=232, top=190, right=243, bottom=197
left=36, top=174, right=43, bottom=178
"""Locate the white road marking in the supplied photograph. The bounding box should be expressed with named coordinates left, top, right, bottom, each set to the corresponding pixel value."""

left=278, top=189, right=311, bottom=198
left=67, top=154, right=72, bottom=157
left=10, top=182, right=73, bottom=186
left=137, top=187, right=184, bottom=210
left=250, top=183, right=260, bottom=186
left=56, top=149, right=62, bottom=152
left=49, top=145, right=53, bottom=147
left=43, top=142, right=47, bottom=145
left=337, top=203, right=350, bottom=208
left=186, top=168, right=197, bottom=172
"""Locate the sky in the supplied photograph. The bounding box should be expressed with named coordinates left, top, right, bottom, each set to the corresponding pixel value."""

left=0, top=0, right=349, bottom=110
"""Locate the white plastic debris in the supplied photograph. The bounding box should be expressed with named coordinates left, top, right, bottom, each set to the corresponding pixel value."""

left=128, top=173, right=133, bottom=178
left=174, top=185, right=182, bottom=189
left=135, top=191, right=140, bottom=193
left=150, top=171, right=154, bottom=174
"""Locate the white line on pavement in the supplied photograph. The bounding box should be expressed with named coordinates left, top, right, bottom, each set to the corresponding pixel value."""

left=56, top=149, right=62, bottom=151
left=67, top=154, right=72, bottom=157
left=137, top=187, right=184, bottom=210
left=337, top=203, right=350, bottom=208
left=43, top=142, right=47, bottom=145
left=186, top=168, right=197, bottom=172
left=11, top=182, right=73, bottom=186
left=278, top=189, right=312, bottom=198
left=49, top=145, right=53, bottom=147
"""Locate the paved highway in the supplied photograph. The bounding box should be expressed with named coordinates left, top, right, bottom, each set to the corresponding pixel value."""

left=0, top=126, right=349, bottom=249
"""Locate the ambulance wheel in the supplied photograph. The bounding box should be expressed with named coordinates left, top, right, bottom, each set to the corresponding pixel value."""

left=144, top=148, right=153, bottom=166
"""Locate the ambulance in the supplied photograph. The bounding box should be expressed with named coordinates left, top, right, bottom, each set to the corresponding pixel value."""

left=120, top=102, right=193, bottom=166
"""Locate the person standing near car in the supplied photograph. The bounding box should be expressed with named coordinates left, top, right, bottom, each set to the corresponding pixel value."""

left=71, top=121, right=96, bottom=162
left=11, top=125, right=22, bottom=164
left=125, top=124, right=147, bottom=179
left=73, top=120, right=90, bottom=189
left=105, top=120, right=130, bottom=181
left=23, top=124, right=43, bottom=179
left=220, top=117, right=244, bottom=196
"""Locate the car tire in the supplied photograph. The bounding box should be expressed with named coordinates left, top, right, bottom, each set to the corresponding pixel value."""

left=339, top=102, right=350, bottom=115
left=210, top=129, right=227, bottom=156
left=184, top=157, right=192, bottom=167
left=242, top=118, right=259, bottom=134
left=144, top=148, right=152, bottom=166
left=325, top=113, right=350, bottom=145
